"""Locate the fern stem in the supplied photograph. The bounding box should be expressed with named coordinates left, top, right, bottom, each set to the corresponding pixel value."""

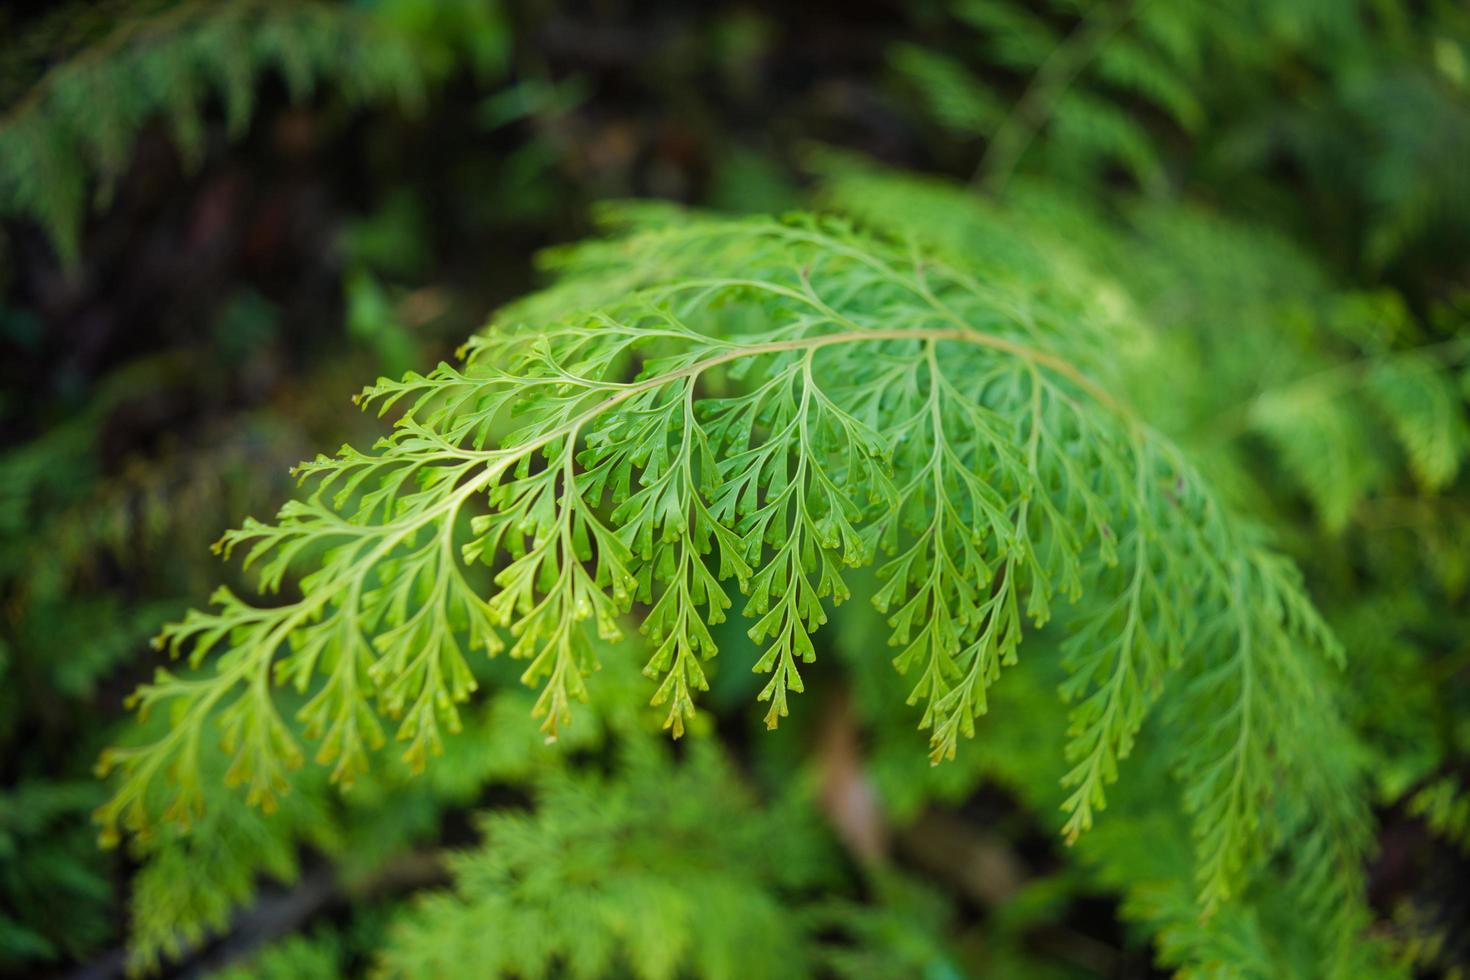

left=503, top=324, right=1127, bottom=429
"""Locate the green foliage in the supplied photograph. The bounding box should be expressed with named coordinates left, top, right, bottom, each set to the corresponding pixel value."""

left=0, top=4, right=514, bottom=973
left=207, top=930, right=345, bottom=980
left=812, top=151, right=1470, bottom=533
left=119, top=652, right=650, bottom=972
left=0, top=782, right=113, bottom=968
left=811, top=152, right=1470, bottom=977
left=904, top=0, right=1234, bottom=191
left=893, top=0, right=1470, bottom=283
left=804, top=873, right=965, bottom=980
left=4, top=0, right=1467, bottom=976
left=888, top=43, right=1003, bottom=139
left=1409, top=776, right=1470, bottom=854
left=127, top=761, right=338, bottom=973
left=0, top=353, right=326, bottom=970
left=378, top=741, right=829, bottom=979
left=98, top=206, right=1370, bottom=971
left=0, top=0, right=506, bottom=262
left=1219, top=4, right=1470, bottom=274
left=838, top=547, right=1387, bottom=978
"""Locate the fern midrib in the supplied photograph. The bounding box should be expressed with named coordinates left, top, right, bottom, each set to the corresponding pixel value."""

left=486, top=323, right=1125, bottom=443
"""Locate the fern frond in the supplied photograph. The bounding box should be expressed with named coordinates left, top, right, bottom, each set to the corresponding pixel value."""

left=953, top=0, right=1059, bottom=70
left=1093, top=32, right=1203, bottom=131
left=806, top=157, right=1463, bottom=960
left=888, top=44, right=1004, bottom=138
left=1408, top=775, right=1470, bottom=853
left=899, top=0, right=1274, bottom=192
left=126, top=770, right=337, bottom=974
left=120, top=655, right=647, bottom=972
left=376, top=741, right=824, bottom=980
left=1249, top=384, right=1386, bottom=531
left=1369, top=352, right=1470, bottom=492
left=0, top=0, right=502, bottom=261
left=99, top=215, right=1341, bottom=921
left=1048, top=89, right=1165, bottom=191
left=207, top=930, right=344, bottom=980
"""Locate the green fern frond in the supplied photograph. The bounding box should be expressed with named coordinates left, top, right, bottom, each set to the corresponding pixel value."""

left=896, top=0, right=1289, bottom=192
left=810, top=152, right=1470, bottom=538
left=126, top=770, right=338, bottom=974
left=1249, top=384, right=1386, bottom=531
left=376, top=741, right=825, bottom=980
left=1048, top=89, right=1165, bottom=190
left=0, top=782, right=114, bottom=968
left=1093, top=32, right=1203, bottom=131
left=0, top=0, right=503, bottom=262
left=953, top=0, right=1059, bottom=70
left=122, top=657, right=648, bottom=972
left=1369, top=352, right=1470, bottom=492
left=805, top=157, right=1456, bottom=961
left=1408, top=775, right=1470, bottom=853
left=844, top=559, right=1384, bottom=979
left=206, top=930, right=344, bottom=980
left=888, top=44, right=1004, bottom=138
left=99, top=214, right=1346, bottom=926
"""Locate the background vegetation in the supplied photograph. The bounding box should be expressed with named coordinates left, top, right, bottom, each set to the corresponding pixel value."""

left=1, top=1, right=1467, bottom=977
